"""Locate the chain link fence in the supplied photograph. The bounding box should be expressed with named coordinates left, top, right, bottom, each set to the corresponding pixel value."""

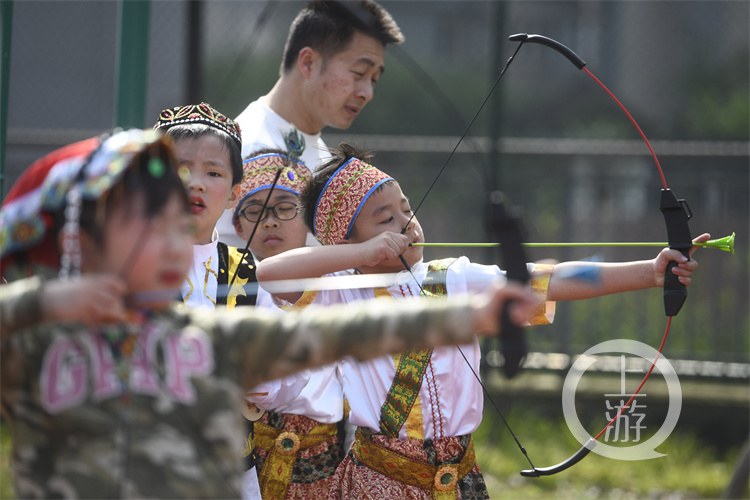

left=4, top=1, right=748, bottom=370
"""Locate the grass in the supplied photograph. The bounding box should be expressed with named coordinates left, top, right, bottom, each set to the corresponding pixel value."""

left=0, top=422, right=12, bottom=499
left=0, top=410, right=742, bottom=499
left=474, top=408, right=742, bottom=499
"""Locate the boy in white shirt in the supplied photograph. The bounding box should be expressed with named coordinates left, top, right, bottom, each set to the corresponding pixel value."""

left=155, top=102, right=257, bottom=310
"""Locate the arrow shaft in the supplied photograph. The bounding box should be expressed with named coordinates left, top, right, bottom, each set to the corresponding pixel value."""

left=413, top=242, right=669, bottom=248
left=413, top=240, right=729, bottom=249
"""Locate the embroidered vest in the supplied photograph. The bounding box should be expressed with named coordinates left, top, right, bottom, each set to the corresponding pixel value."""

left=217, top=243, right=257, bottom=308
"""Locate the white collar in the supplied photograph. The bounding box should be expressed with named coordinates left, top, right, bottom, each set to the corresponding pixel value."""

left=193, top=228, right=219, bottom=262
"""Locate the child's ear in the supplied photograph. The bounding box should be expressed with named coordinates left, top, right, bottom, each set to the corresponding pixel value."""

left=226, top=185, right=241, bottom=210
left=233, top=217, right=245, bottom=239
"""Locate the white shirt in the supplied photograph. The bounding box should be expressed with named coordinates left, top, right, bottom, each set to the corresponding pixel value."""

left=289, top=258, right=554, bottom=441
left=217, top=99, right=331, bottom=247
left=181, top=229, right=220, bottom=310
left=180, top=231, right=263, bottom=500
left=248, top=288, right=344, bottom=423
left=247, top=262, right=345, bottom=424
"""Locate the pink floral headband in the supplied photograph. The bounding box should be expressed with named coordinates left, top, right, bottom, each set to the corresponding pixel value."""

left=313, top=158, right=393, bottom=245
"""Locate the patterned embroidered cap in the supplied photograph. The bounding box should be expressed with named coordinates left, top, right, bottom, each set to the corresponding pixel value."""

left=313, top=158, right=393, bottom=246
left=233, top=153, right=311, bottom=219
left=154, top=102, right=242, bottom=150
left=0, top=129, right=173, bottom=275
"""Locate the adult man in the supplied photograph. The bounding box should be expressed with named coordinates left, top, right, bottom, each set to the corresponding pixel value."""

left=217, top=0, right=404, bottom=247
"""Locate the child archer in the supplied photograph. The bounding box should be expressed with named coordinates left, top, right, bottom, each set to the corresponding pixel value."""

left=154, top=102, right=257, bottom=310
left=0, top=130, right=536, bottom=499
left=233, top=150, right=349, bottom=499
left=255, top=143, right=709, bottom=499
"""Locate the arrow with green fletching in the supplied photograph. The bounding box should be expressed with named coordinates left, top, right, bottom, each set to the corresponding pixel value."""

left=411, top=233, right=735, bottom=254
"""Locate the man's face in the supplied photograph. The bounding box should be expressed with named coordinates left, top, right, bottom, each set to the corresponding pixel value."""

left=174, top=135, right=239, bottom=245
left=306, top=32, right=385, bottom=131
left=234, top=189, right=309, bottom=261
left=347, top=181, right=425, bottom=274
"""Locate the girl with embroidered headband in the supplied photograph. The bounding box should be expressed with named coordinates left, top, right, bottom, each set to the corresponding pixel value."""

left=0, top=130, right=541, bottom=499
left=233, top=149, right=350, bottom=500
left=232, top=149, right=312, bottom=264
left=255, top=142, right=710, bottom=500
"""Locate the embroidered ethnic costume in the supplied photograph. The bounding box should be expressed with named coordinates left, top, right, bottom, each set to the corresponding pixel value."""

left=181, top=241, right=257, bottom=309
left=155, top=102, right=264, bottom=497
left=329, top=260, right=484, bottom=500
left=239, top=151, right=345, bottom=500
left=298, top=161, right=555, bottom=499
left=254, top=411, right=345, bottom=500
left=153, top=102, right=258, bottom=311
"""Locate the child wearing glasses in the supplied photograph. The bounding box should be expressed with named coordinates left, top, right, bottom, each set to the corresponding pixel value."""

left=154, top=102, right=258, bottom=311
left=232, top=150, right=349, bottom=499
left=232, top=150, right=311, bottom=266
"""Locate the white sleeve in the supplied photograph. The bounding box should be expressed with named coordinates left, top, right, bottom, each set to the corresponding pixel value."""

left=245, top=371, right=311, bottom=411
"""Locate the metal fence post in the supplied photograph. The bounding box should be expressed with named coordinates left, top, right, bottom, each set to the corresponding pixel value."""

left=114, top=0, right=150, bottom=129
left=0, top=0, right=13, bottom=201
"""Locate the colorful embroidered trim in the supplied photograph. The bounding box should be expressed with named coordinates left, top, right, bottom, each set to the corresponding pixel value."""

left=255, top=417, right=339, bottom=499
left=0, top=130, right=169, bottom=270
left=529, top=263, right=555, bottom=325
left=154, top=102, right=242, bottom=150
left=352, top=428, right=477, bottom=497
left=233, top=153, right=311, bottom=218
left=380, top=349, right=433, bottom=439
left=313, top=158, right=393, bottom=246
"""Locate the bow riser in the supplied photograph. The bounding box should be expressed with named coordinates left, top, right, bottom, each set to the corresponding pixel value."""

left=660, top=189, right=693, bottom=316
left=487, top=191, right=531, bottom=379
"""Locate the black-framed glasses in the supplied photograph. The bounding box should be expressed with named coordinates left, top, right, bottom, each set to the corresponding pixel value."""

left=238, top=201, right=299, bottom=223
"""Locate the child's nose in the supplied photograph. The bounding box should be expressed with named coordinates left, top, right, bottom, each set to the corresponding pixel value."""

left=263, top=213, right=280, bottom=227
left=400, top=214, right=414, bottom=233
left=187, top=176, right=205, bottom=191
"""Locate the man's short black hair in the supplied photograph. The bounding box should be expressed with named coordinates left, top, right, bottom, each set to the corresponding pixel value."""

left=281, top=0, right=404, bottom=75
